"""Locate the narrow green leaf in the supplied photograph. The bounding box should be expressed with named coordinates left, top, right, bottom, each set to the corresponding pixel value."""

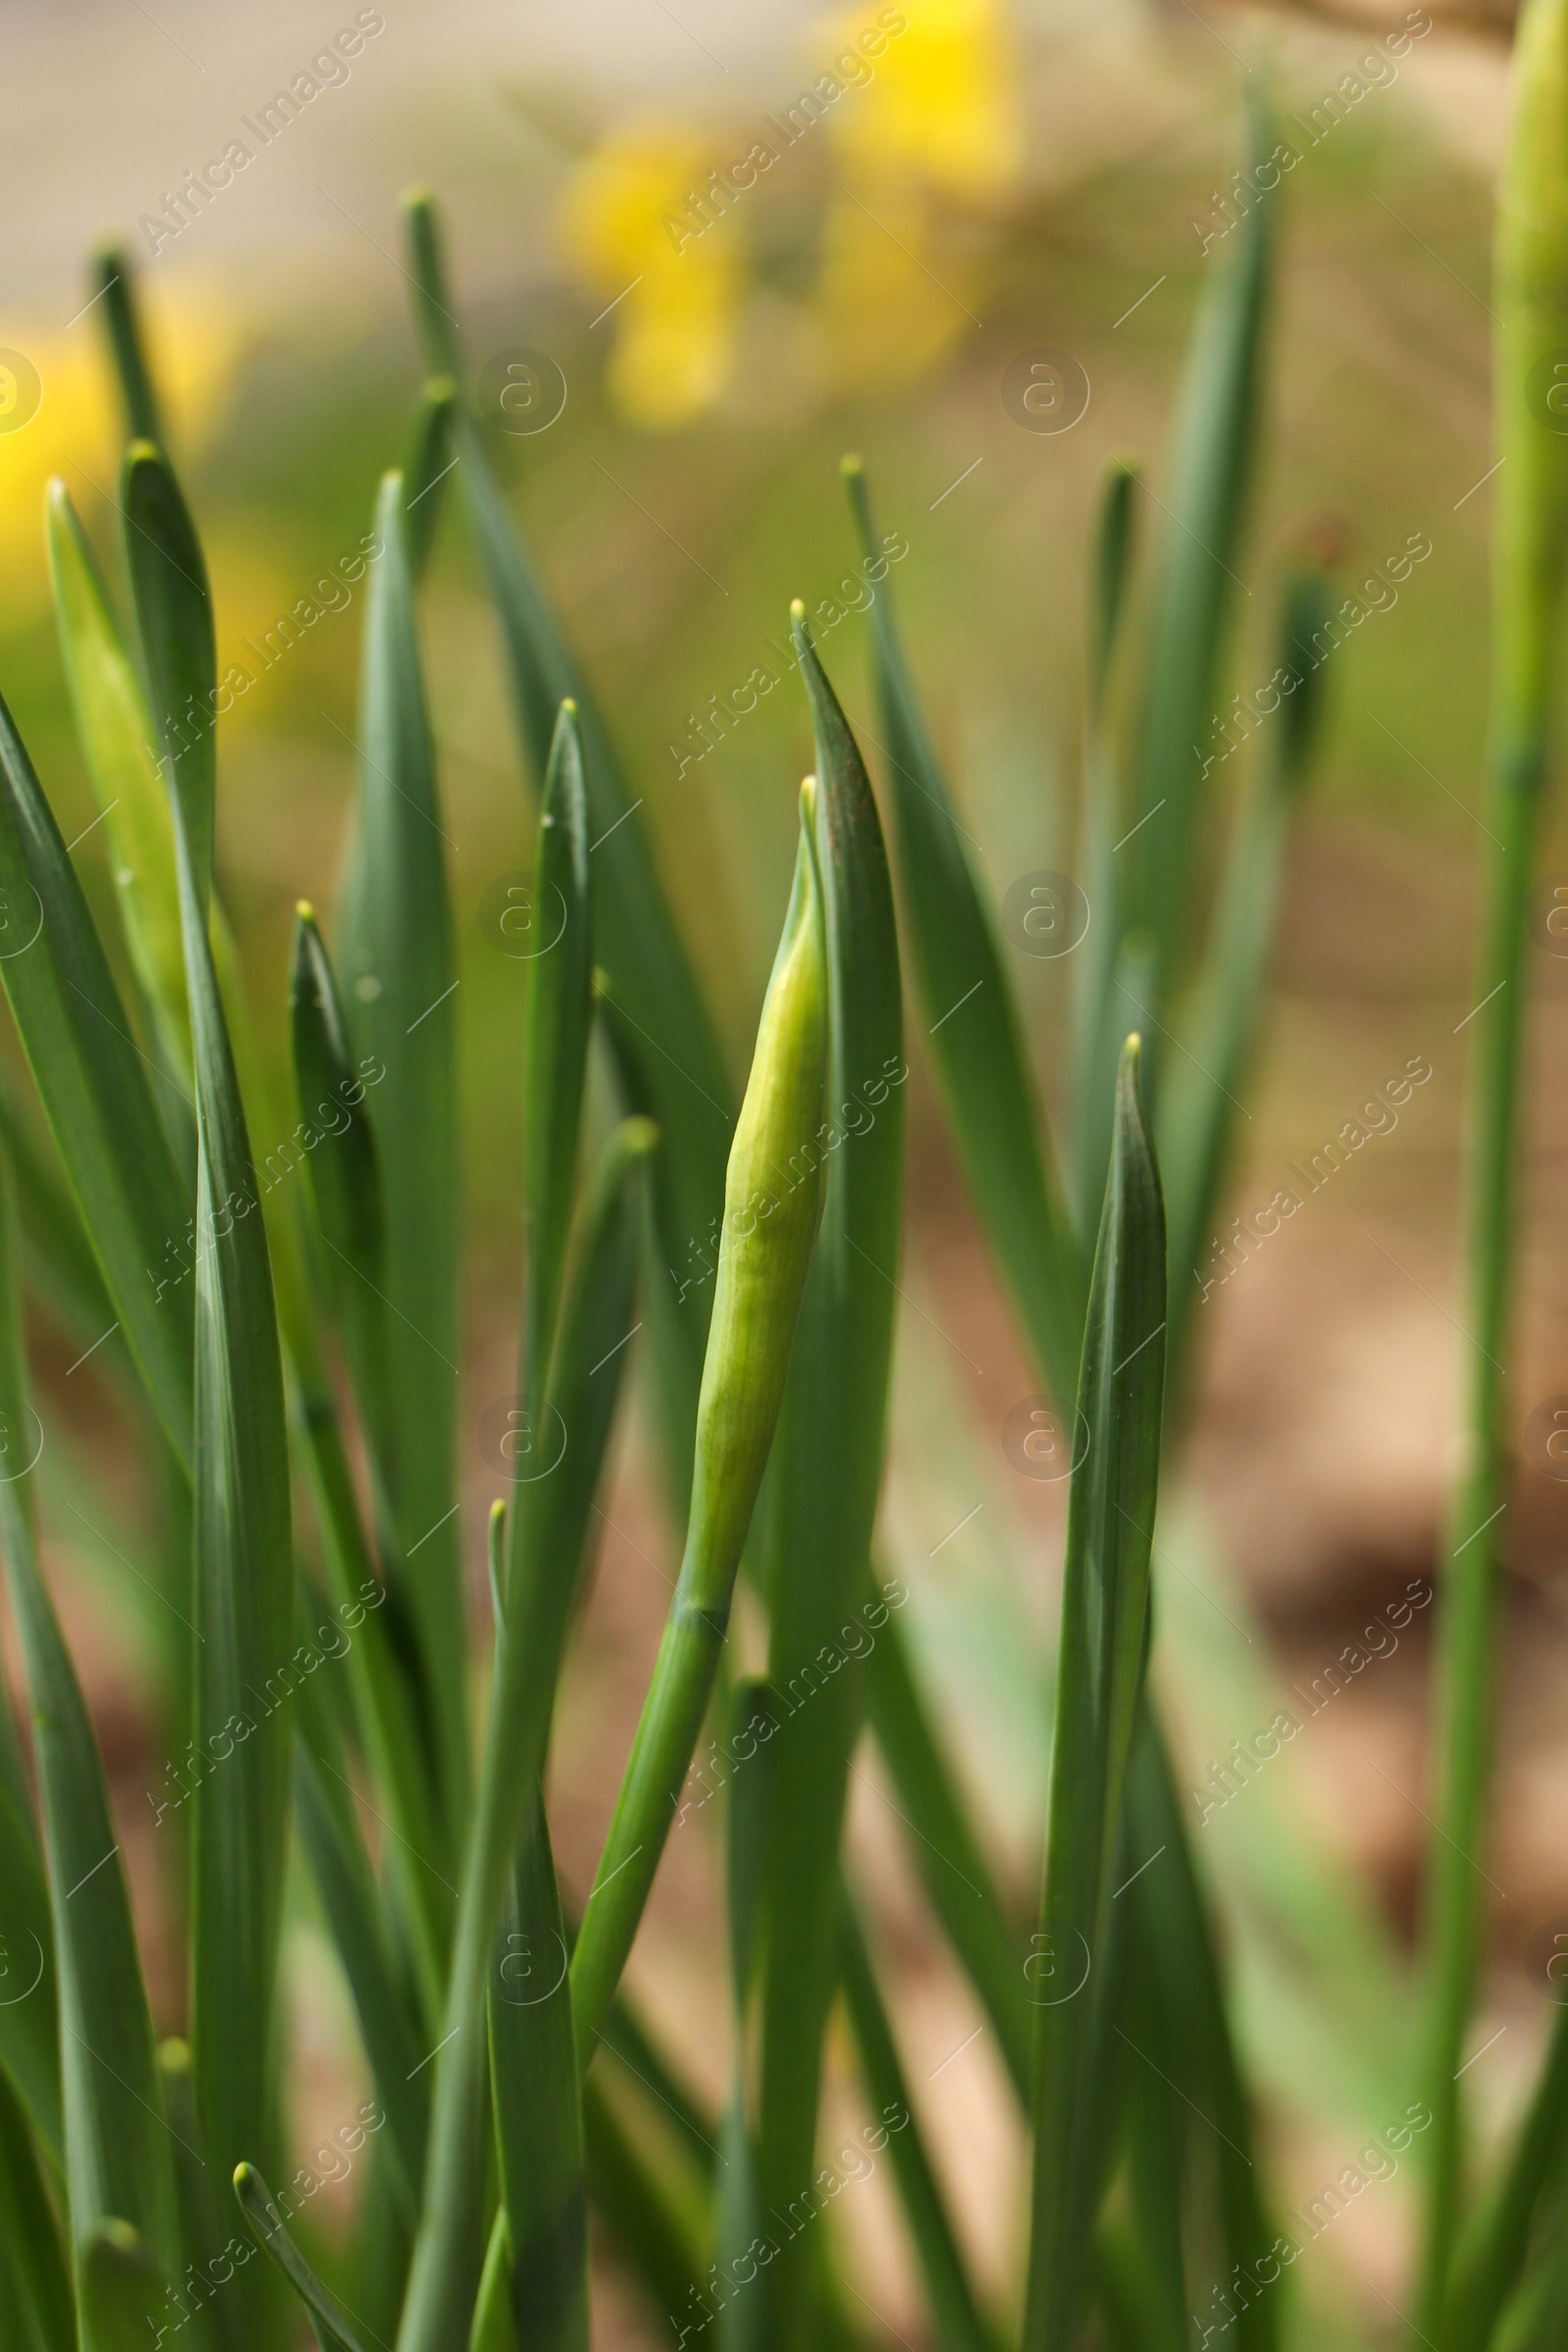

left=1122, top=1703, right=1276, bottom=2352
left=0, top=1471, right=59, bottom=2173
left=123, top=448, right=296, bottom=2270
left=1494, top=2199, right=1568, bottom=2352
left=1118, top=1953, right=1188, bottom=2352
left=0, top=1083, right=120, bottom=1366
left=1158, top=570, right=1334, bottom=1385
left=1091, top=2222, right=1169, bottom=2352
left=77, top=431, right=440, bottom=2173
left=862, top=1604, right=1030, bottom=2095
left=1422, top=0, right=1568, bottom=2316
left=520, top=701, right=592, bottom=1421
left=288, top=906, right=393, bottom=1448
left=469, top=2223, right=520, bottom=2352
left=79, top=2221, right=165, bottom=2352
left=286, top=906, right=452, bottom=1985
left=152, top=2035, right=233, bottom=2352
left=1090, top=459, right=1139, bottom=715
left=398, top=189, right=733, bottom=1508
left=1441, top=2006, right=1568, bottom=2352
left=405, top=377, right=458, bottom=583
left=92, top=248, right=164, bottom=444
left=0, top=1142, right=183, bottom=2300
left=1072, top=459, right=1139, bottom=1231
left=54, top=466, right=353, bottom=1514
left=339, top=469, right=467, bottom=1840
left=582, top=2075, right=709, bottom=2338
left=1023, top=1038, right=1167, bottom=2352
left=1127, top=85, right=1274, bottom=1019
left=711, top=1679, right=776, bottom=2352
left=232, top=2166, right=368, bottom=2352
left=287, top=902, right=385, bottom=1276
left=0, top=1756, right=61, bottom=2168
left=595, top=1991, right=718, bottom=2183
left=0, top=689, right=193, bottom=1463
left=568, top=790, right=828, bottom=2060
left=840, top=476, right=1237, bottom=2352
left=122, top=441, right=217, bottom=902
left=840, top=1898, right=999, bottom=2352
left=0, top=2067, right=72, bottom=2352
left=401, top=189, right=463, bottom=379
left=47, top=480, right=189, bottom=1076
left=487, top=1795, right=587, bottom=2352
left=396, top=1119, right=655, bottom=2352
left=473, top=2043, right=717, bottom=2352
left=754, top=607, right=904, bottom=2347
left=842, top=457, right=1083, bottom=1404
left=292, top=1673, right=429, bottom=2212
left=725, top=1680, right=777, bottom=2018
left=51, top=473, right=381, bottom=1813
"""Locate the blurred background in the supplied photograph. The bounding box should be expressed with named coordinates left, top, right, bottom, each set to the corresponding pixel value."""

left=6, top=0, right=1568, bottom=2341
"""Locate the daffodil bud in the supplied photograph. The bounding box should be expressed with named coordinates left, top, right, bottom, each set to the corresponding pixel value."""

left=685, top=777, right=828, bottom=1613
left=568, top=779, right=828, bottom=2058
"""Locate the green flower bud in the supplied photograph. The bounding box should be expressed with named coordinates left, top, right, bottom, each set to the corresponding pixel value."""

left=686, top=774, right=828, bottom=1612
left=568, top=777, right=828, bottom=2056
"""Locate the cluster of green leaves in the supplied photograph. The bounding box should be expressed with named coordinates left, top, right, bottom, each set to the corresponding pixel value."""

left=1, top=14, right=1567, bottom=2349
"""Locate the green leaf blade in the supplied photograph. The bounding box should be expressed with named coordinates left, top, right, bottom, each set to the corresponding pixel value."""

left=398, top=190, right=733, bottom=1511
left=232, top=2165, right=368, bottom=2352
left=339, top=469, right=466, bottom=1838
left=92, top=249, right=163, bottom=445
left=123, top=448, right=296, bottom=2285
left=520, top=702, right=592, bottom=1420
left=1126, top=87, right=1274, bottom=1019
left=486, top=1797, right=587, bottom=2352
left=0, top=691, right=193, bottom=1466
left=840, top=1899, right=999, bottom=2352
left=0, top=2068, right=72, bottom=2352
left=0, top=1147, right=183, bottom=2301
left=396, top=1118, right=654, bottom=2352
left=1023, top=1038, right=1167, bottom=2352
left=122, top=443, right=217, bottom=904
left=47, top=481, right=188, bottom=1076
left=843, top=459, right=1084, bottom=1405
left=754, top=609, right=905, bottom=2345
left=1158, top=569, right=1335, bottom=1385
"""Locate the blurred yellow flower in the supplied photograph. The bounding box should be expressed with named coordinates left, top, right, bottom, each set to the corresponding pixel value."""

left=560, top=126, right=743, bottom=432
left=814, top=183, right=970, bottom=393
left=826, top=0, right=1021, bottom=199
left=564, top=2, right=1017, bottom=427
left=0, top=284, right=242, bottom=619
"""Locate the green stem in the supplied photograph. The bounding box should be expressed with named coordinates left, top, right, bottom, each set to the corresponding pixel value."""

left=1419, top=745, right=1542, bottom=2328
left=293, top=1396, right=450, bottom=2021
left=569, top=1598, right=727, bottom=2062
left=839, top=1897, right=1001, bottom=2352
left=1413, top=0, right=1568, bottom=2301
left=1441, top=1993, right=1568, bottom=2352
